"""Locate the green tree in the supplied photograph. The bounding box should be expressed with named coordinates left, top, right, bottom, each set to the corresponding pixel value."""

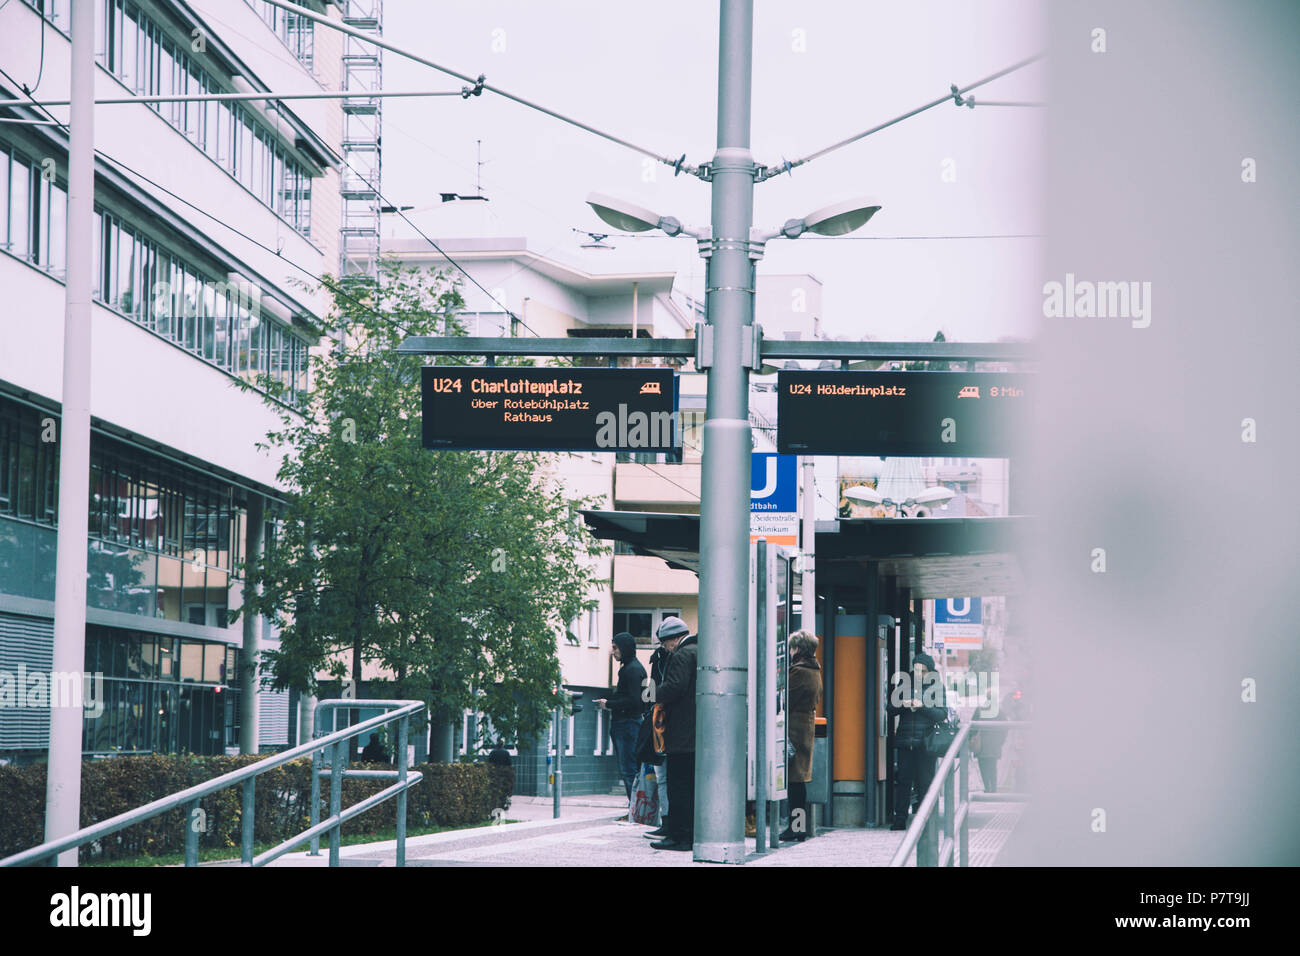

left=235, top=259, right=606, bottom=750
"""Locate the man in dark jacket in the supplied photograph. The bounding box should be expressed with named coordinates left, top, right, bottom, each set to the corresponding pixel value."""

left=887, top=651, right=947, bottom=830
left=649, top=616, right=695, bottom=851
left=594, top=632, right=647, bottom=802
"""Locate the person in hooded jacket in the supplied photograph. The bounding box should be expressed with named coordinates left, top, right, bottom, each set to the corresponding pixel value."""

left=595, top=632, right=647, bottom=803
left=887, top=651, right=947, bottom=830
left=648, top=616, right=696, bottom=851
left=780, top=630, right=823, bottom=842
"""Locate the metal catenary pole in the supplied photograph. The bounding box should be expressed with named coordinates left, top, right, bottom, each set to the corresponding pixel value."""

left=801, top=457, right=816, bottom=634
left=44, top=0, right=95, bottom=867
left=240, top=494, right=264, bottom=754
left=754, top=540, right=767, bottom=854
left=692, top=0, right=755, bottom=864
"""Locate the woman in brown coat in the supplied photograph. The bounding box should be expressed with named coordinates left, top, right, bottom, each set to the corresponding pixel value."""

left=781, top=630, right=823, bottom=842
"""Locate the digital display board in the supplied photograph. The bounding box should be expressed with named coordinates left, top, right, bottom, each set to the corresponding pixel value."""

left=776, top=370, right=1031, bottom=457
left=422, top=366, right=678, bottom=453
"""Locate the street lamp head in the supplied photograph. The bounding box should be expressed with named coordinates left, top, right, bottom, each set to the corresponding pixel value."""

left=843, top=485, right=885, bottom=506
left=801, top=197, right=882, bottom=236
left=586, top=192, right=665, bottom=233
left=913, top=486, right=955, bottom=506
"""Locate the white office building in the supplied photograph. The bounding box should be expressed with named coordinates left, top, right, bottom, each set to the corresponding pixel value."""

left=0, top=0, right=350, bottom=761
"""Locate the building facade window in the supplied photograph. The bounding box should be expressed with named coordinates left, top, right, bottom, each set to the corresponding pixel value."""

left=0, top=395, right=254, bottom=625
left=614, top=607, right=682, bottom=646
left=0, top=140, right=311, bottom=405
left=96, top=209, right=312, bottom=404
left=245, top=0, right=315, bottom=71
left=23, top=0, right=314, bottom=232
left=81, top=625, right=240, bottom=754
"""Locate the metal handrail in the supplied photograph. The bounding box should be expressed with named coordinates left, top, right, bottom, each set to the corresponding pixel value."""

left=889, top=718, right=1031, bottom=867
left=0, top=698, right=424, bottom=868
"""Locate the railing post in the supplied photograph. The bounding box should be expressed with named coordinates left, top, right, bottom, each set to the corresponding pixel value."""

left=958, top=742, right=970, bottom=867
left=396, top=716, right=409, bottom=867
left=241, top=778, right=255, bottom=865
left=943, top=768, right=956, bottom=867
left=329, top=740, right=344, bottom=867
left=184, top=798, right=200, bottom=867
left=309, top=744, right=321, bottom=856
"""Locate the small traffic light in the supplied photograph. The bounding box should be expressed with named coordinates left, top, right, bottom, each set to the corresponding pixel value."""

left=567, top=690, right=584, bottom=714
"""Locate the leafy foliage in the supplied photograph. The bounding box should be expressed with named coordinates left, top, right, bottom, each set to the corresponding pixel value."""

left=237, top=259, right=607, bottom=744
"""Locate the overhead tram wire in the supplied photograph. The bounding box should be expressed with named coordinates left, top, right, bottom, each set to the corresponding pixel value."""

left=334, top=154, right=546, bottom=339
left=609, top=232, right=1044, bottom=241
left=0, top=76, right=548, bottom=339
left=257, top=0, right=699, bottom=179
left=0, top=66, right=538, bottom=360
left=754, top=53, right=1045, bottom=181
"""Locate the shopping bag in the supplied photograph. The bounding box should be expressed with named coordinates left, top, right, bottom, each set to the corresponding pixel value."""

left=630, top=765, right=660, bottom=825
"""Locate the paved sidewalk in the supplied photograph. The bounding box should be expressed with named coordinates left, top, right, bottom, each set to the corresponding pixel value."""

left=262, top=793, right=1024, bottom=867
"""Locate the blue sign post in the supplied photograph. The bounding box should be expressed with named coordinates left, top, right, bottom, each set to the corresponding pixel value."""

left=933, top=597, right=983, bottom=652
left=750, top=453, right=798, bottom=544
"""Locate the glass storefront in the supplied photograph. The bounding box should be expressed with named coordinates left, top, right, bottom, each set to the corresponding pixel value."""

left=82, top=625, right=240, bottom=755
left=1, top=394, right=245, bottom=627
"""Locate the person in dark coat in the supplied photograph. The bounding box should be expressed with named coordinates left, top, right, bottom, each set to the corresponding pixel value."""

left=970, top=689, right=1008, bottom=793
left=649, top=616, right=696, bottom=851
left=360, top=734, right=389, bottom=763
left=887, top=651, right=947, bottom=830
left=487, top=742, right=512, bottom=768
left=594, top=632, right=647, bottom=803
left=781, top=630, right=822, bottom=842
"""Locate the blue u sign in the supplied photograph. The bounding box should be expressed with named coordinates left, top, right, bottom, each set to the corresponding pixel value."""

left=751, top=454, right=797, bottom=512
left=934, top=597, right=981, bottom=625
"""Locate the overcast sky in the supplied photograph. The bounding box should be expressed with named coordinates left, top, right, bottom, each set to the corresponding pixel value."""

left=380, top=1, right=1047, bottom=343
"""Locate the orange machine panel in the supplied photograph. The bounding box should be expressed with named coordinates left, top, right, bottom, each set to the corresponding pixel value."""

left=831, top=632, right=866, bottom=780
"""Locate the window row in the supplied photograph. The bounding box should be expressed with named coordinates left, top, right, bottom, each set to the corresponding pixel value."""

left=0, top=395, right=250, bottom=576
left=2, top=141, right=313, bottom=405
left=0, top=399, right=59, bottom=526
left=83, top=676, right=241, bottom=755
left=97, top=211, right=310, bottom=403
left=24, top=0, right=313, bottom=231
left=85, top=627, right=239, bottom=684
left=96, top=0, right=313, bottom=231
left=613, top=607, right=683, bottom=646
left=1, top=144, right=67, bottom=276
left=90, top=435, right=242, bottom=571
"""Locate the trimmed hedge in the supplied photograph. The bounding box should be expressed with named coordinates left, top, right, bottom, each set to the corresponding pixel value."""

left=0, top=755, right=512, bottom=862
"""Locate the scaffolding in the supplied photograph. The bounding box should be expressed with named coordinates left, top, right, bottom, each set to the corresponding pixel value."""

left=339, top=0, right=383, bottom=278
